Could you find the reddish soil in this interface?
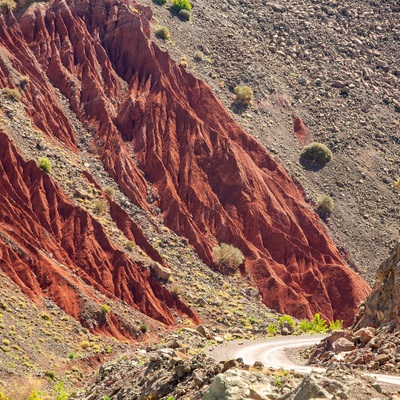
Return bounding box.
[0,0,370,327]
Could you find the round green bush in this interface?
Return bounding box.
[38,157,51,173]
[171,0,191,11]
[156,26,170,40]
[178,9,191,21]
[234,85,253,104]
[300,142,332,164]
[317,194,334,216]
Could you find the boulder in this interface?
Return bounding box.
[354,327,376,345]
[150,262,172,281]
[332,338,356,353]
[196,324,213,339]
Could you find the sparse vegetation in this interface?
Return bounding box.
[317,194,334,216]
[38,157,52,173]
[300,142,332,164]
[140,323,148,334]
[93,200,107,215]
[170,285,180,297]
[171,0,191,11]
[298,313,342,333]
[125,240,135,251]
[267,323,278,335]
[156,26,171,40]
[212,243,244,273]
[2,87,21,101]
[234,85,253,104]
[153,0,166,5]
[104,186,115,199]
[178,9,191,21]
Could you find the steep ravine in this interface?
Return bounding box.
[0,0,369,326]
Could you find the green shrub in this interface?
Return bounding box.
[38,157,51,173]
[2,87,21,101]
[212,243,244,272]
[300,142,332,164]
[298,313,330,333]
[54,382,69,400]
[234,85,253,104]
[153,0,166,4]
[178,9,191,21]
[93,200,107,215]
[44,370,55,380]
[80,340,90,349]
[140,323,148,334]
[104,186,115,199]
[28,390,42,400]
[172,0,191,11]
[317,194,334,216]
[278,315,295,327]
[156,26,171,40]
[101,304,110,314]
[0,0,16,13]
[267,323,278,335]
[329,319,343,331]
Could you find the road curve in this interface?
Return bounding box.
[210,335,400,387]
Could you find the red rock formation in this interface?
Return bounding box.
[293,116,309,142]
[0,0,370,326]
[0,130,199,337]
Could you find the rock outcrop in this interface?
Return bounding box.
[354,241,400,331]
[0,0,370,326]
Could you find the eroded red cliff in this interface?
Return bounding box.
[0,129,199,337]
[0,0,370,327]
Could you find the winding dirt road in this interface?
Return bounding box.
[210,335,400,387]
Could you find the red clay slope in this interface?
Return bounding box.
[0,0,370,326]
[0,129,198,337]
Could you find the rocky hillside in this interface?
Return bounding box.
[0,0,369,333]
[146,0,400,282]
[354,241,400,331]
[308,243,400,376]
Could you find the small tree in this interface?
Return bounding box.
[212,243,244,273]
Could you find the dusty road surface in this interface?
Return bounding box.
[210,335,400,387]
